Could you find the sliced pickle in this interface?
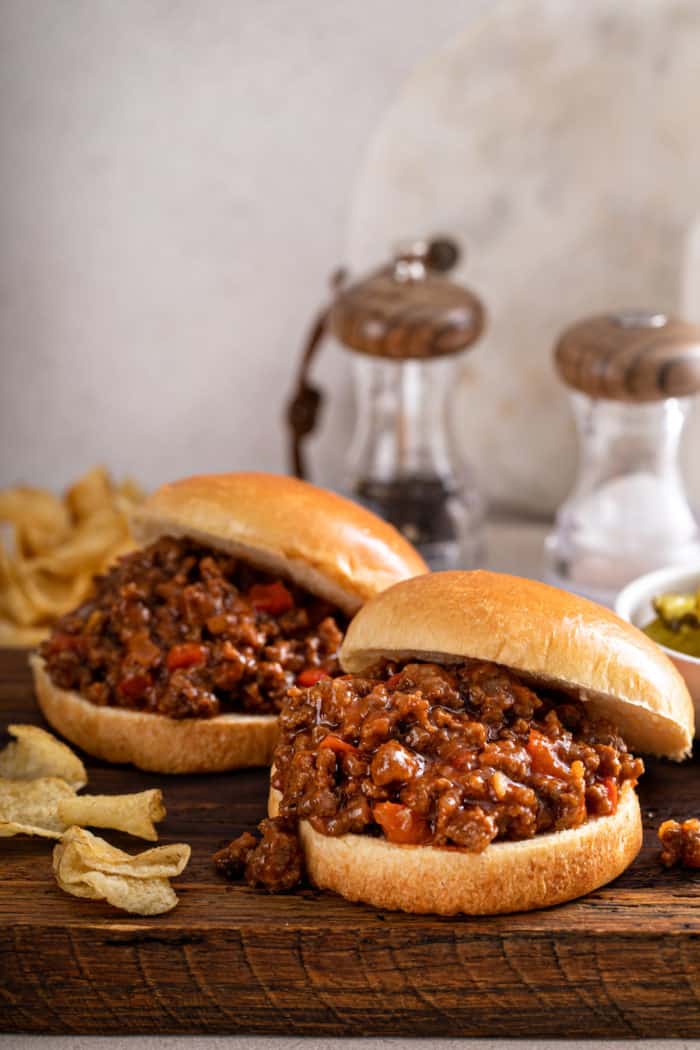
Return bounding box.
[652,591,699,630]
[642,586,700,655]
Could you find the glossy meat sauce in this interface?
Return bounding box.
[215,659,643,891]
[41,536,346,718]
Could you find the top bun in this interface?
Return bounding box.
[131,472,427,615]
[340,570,694,759]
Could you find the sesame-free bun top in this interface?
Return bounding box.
[340,570,694,760]
[131,472,427,615]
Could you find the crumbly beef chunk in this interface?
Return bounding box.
[658,818,700,868]
[215,820,304,892]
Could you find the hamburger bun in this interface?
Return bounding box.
[130,472,427,615]
[32,653,277,774]
[268,571,692,914]
[32,473,427,773]
[268,781,642,915]
[341,570,694,760]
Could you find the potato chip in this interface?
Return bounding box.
[0,529,16,594]
[53,872,101,899]
[57,789,165,841]
[57,826,190,878]
[117,478,145,507]
[65,466,113,522]
[52,832,96,886]
[0,488,71,557]
[0,724,87,788]
[0,620,46,647]
[83,871,178,915]
[32,509,127,577]
[0,776,76,837]
[12,566,93,619]
[0,820,63,839]
[0,559,44,627]
[0,467,145,644]
[53,827,189,915]
[57,869,178,915]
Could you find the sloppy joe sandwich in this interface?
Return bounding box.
[30,473,427,774]
[219,570,693,913]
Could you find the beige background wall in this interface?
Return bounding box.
[0,0,487,492]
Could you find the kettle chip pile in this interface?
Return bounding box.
[0,723,189,914]
[0,466,144,647]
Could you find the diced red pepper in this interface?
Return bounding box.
[47,632,85,654]
[386,673,403,689]
[603,776,619,813]
[373,801,430,845]
[319,734,358,755]
[118,673,152,700]
[248,581,294,616]
[166,642,209,672]
[297,668,330,687]
[526,729,571,780]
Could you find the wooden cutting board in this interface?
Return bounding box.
[2,646,700,1038]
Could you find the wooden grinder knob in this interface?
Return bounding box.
[328,240,485,360]
[555,312,700,402]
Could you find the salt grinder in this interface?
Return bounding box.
[287,239,486,570]
[544,311,700,605]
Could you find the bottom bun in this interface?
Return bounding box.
[268,783,642,914]
[31,654,278,774]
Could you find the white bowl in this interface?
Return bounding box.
[615,563,700,730]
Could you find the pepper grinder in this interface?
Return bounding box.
[544,311,700,605]
[287,239,487,570]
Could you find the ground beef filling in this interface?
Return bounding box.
[39,536,346,718]
[658,818,700,868]
[215,659,644,892]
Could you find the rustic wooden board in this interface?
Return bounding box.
[1,648,700,1037]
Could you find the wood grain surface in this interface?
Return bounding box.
[554,314,700,402]
[328,263,485,360]
[1,647,700,1037]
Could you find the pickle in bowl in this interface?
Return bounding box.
[643,587,700,658]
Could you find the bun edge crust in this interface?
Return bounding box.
[339,571,694,760]
[131,473,428,615]
[31,654,278,773]
[268,782,642,915]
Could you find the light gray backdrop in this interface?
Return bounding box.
[0,0,489,493]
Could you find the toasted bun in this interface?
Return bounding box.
[131,472,427,615]
[31,655,277,774]
[340,570,694,760]
[268,782,641,915]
